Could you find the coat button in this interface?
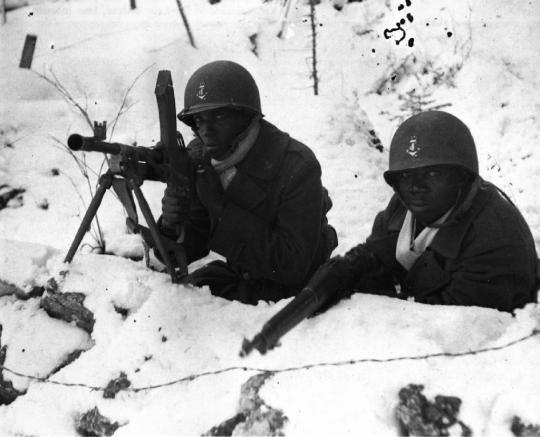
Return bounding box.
[243,272,251,280]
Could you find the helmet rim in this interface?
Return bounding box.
[178,102,262,127]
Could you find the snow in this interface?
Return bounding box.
[0,0,539,435]
[0,239,57,290]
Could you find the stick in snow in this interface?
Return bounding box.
[175,0,196,49]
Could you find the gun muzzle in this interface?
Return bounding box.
[240,286,324,357]
[67,134,122,155]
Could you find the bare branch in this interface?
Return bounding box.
[33,68,94,129]
[108,63,155,140]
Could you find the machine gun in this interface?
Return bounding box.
[64,70,191,283]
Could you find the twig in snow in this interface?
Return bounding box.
[33,67,93,130]
[38,65,154,253]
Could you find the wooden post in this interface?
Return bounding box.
[19,34,37,69]
[130,0,136,9]
[175,0,196,49]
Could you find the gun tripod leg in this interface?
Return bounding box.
[64,172,114,263]
[130,182,183,283]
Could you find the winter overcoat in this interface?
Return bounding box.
[352,180,538,312]
[164,119,337,304]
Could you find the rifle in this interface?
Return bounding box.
[64,70,191,283]
[240,260,341,357]
[240,246,378,357]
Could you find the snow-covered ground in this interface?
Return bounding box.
[0,0,539,435]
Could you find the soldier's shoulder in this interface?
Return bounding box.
[287,136,317,161]
[284,137,321,178]
[471,182,533,241]
[259,119,319,168]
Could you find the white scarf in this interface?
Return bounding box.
[211,116,261,190]
[395,208,454,271]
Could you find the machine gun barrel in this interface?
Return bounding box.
[67,134,123,154]
[67,133,166,181]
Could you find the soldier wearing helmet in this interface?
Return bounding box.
[306,110,538,312]
[159,60,337,305]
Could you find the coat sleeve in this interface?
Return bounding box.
[208,158,325,286]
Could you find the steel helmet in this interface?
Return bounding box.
[384,111,479,185]
[178,60,262,127]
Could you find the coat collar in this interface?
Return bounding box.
[386,178,493,259]
[430,180,492,258]
[237,119,290,180]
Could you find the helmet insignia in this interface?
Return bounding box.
[196,82,208,100]
[406,135,421,158]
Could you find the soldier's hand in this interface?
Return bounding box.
[195,163,225,216]
[161,185,189,232]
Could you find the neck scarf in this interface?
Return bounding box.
[395,207,454,271]
[211,116,261,189]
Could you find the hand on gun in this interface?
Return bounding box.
[161,185,190,236]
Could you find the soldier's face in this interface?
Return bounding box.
[193,108,252,160]
[395,165,469,225]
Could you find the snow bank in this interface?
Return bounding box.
[0,239,58,291]
[0,239,539,435]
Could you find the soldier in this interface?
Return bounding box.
[312,110,537,312]
[159,60,337,305]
